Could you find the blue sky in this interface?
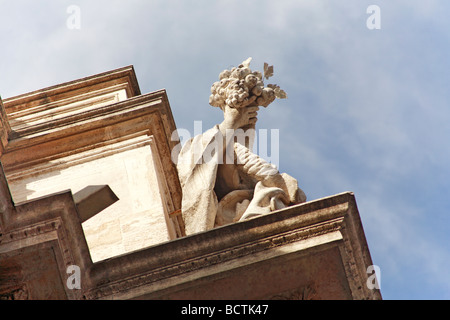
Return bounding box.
[1,1,449,299]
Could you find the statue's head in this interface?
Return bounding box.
[209,58,287,111]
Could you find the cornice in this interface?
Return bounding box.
[83,192,381,300]
[3,66,141,112]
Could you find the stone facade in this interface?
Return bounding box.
[0,67,381,300]
[0,66,183,262]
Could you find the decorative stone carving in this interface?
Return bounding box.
[177,58,306,235]
[0,285,29,300]
[269,284,318,300]
[0,66,380,301]
[1,68,183,261]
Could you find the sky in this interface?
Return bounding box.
[0,0,449,300]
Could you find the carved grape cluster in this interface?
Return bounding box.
[209,58,287,109]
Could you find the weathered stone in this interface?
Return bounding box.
[73,185,119,223]
[176,59,306,236]
[0,66,381,301]
[0,66,183,262]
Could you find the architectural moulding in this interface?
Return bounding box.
[0,157,381,300]
[0,65,381,300]
[0,66,183,262]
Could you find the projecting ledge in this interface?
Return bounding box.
[84,192,381,300]
[73,185,119,223]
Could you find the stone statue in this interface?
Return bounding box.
[176,58,306,235]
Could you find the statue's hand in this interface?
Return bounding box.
[219,97,258,133]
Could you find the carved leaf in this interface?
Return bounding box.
[241,57,252,68]
[276,88,287,99]
[264,63,274,79]
[268,84,288,99]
